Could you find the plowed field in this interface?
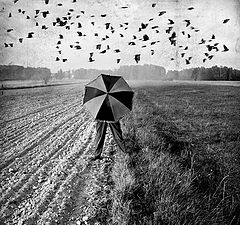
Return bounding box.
[0,83,116,224]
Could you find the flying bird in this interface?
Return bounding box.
[42,11,49,18]
[89,57,95,62]
[27,32,34,38]
[166,26,173,34]
[184,20,191,27]
[187,7,194,10]
[141,23,148,29]
[152,3,156,7]
[151,49,154,55]
[100,50,106,54]
[114,49,120,53]
[142,34,149,41]
[168,19,174,25]
[134,54,140,63]
[9,13,11,17]
[19,38,23,43]
[121,6,128,9]
[101,14,107,17]
[7,29,13,32]
[158,11,166,16]
[59,34,63,39]
[45,0,49,4]
[75,45,81,49]
[223,19,230,24]
[208,55,214,60]
[56,57,60,61]
[199,38,206,44]
[222,44,229,52]
[185,59,190,64]
[4,43,8,47]
[14,0,19,3]
[117,59,121,63]
[63,59,67,62]
[96,44,101,50]
[105,23,110,29]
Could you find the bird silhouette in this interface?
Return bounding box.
[4,43,8,47]
[151,50,154,55]
[42,25,48,30]
[45,0,49,4]
[96,44,101,50]
[185,59,190,64]
[152,3,156,7]
[19,38,23,43]
[223,19,230,24]
[101,14,107,17]
[222,45,229,52]
[42,11,49,18]
[166,27,173,34]
[114,49,120,53]
[208,55,214,60]
[134,54,140,63]
[199,38,206,44]
[27,32,34,38]
[14,0,19,3]
[168,19,174,25]
[184,20,191,27]
[142,34,149,41]
[203,58,207,63]
[159,11,166,16]
[105,23,111,29]
[63,59,67,62]
[75,45,81,50]
[100,50,106,54]
[9,13,11,17]
[117,59,121,63]
[141,23,148,29]
[187,7,194,10]
[56,57,60,61]
[7,29,13,32]
[128,42,136,45]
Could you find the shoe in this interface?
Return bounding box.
[89,155,103,161]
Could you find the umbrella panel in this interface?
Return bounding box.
[83,86,106,104]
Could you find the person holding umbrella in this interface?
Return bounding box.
[83,74,134,161]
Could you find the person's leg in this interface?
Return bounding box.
[109,121,126,152]
[94,121,108,158]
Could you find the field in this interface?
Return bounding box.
[0,81,240,225]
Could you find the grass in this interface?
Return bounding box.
[110,84,240,225]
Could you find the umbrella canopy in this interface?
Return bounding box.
[83,74,134,122]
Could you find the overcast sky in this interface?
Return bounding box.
[0,0,240,72]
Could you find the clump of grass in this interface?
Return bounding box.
[110,85,240,225]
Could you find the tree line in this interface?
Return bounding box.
[166,66,240,81]
[1,64,240,82]
[0,65,51,84]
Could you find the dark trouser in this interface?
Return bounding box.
[94,121,125,157]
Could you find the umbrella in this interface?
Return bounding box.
[83,74,134,122]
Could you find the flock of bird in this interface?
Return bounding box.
[2,0,230,65]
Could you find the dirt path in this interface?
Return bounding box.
[0,84,116,225]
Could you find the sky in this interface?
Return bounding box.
[0,0,240,73]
